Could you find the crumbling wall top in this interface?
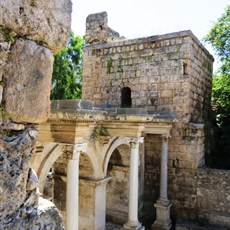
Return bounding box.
[85,11,122,44]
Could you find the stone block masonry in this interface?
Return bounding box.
[83,30,213,124]
[81,12,230,229]
[0,0,72,229]
[4,39,53,123]
[83,13,213,170]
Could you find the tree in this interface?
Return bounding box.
[204,5,230,168]
[205,5,230,127]
[51,32,84,100]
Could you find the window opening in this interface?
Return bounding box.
[121,87,132,108]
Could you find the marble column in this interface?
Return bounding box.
[152,134,172,230]
[124,137,145,230]
[66,143,86,230]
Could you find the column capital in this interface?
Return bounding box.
[66,143,87,160]
[127,137,144,149]
[161,133,171,142]
[72,143,87,160]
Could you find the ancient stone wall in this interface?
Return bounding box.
[82,12,230,229]
[144,133,230,228]
[0,0,71,229]
[83,13,213,169]
[170,168,230,228]
[83,30,213,124]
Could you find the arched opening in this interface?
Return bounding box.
[106,144,130,225]
[121,87,132,108]
[42,151,95,226]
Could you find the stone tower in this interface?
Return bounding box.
[83,12,213,124]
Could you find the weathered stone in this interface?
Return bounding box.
[0,129,37,220]
[3,39,53,123]
[36,197,64,230]
[0,42,11,82]
[85,12,122,44]
[1,0,71,228]
[0,0,72,52]
[86,11,108,44]
[1,193,64,230]
[1,122,25,130]
[51,99,93,110]
[0,128,64,230]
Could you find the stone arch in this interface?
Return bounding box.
[103,136,130,177]
[37,144,101,193]
[104,139,132,224]
[121,87,132,108]
[37,144,62,193]
[79,146,103,179]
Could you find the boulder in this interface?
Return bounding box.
[3,39,53,123]
[0,129,37,220]
[0,0,72,52]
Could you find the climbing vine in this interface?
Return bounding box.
[0,26,17,43]
[106,57,113,74]
[89,125,110,144]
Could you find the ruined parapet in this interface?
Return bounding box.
[0,0,72,228]
[85,11,122,44]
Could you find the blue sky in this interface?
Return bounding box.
[71,0,229,70]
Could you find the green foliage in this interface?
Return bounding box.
[0,26,17,43]
[205,5,230,61]
[51,32,84,100]
[0,104,8,120]
[31,0,37,7]
[89,125,110,144]
[212,74,230,126]
[204,5,230,168]
[204,5,230,127]
[106,58,113,74]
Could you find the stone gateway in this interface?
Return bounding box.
[29,11,230,230]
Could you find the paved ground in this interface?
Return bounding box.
[106,222,122,230]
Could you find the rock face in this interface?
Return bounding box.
[0,0,71,229]
[0,130,37,221]
[0,129,64,230]
[36,198,64,230]
[4,39,53,123]
[0,0,72,52]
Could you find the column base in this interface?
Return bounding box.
[151,200,172,230]
[123,220,145,230]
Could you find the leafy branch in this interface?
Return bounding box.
[89,125,110,144]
